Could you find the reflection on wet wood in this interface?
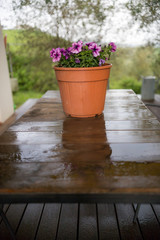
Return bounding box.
[0,159,160,194]
[0,90,160,202]
[6,119,160,132]
[0,99,38,135]
[0,143,160,163]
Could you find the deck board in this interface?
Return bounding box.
[116,204,143,240]
[133,204,160,240]
[57,204,78,240]
[36,203,61,240]
[1,203,160,239]
[0,204,9,224]
[78,204,98,240]
[98,203,120,240]
[0,203,26,240]
[16,203,43,240]
[152,204,160,223]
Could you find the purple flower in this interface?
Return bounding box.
[71,42,82,54]
[61,48,71,59]
[88,43,101,57]
[85,42,95,47]
[77,40,83,46]
[66,47,72,53]
[60,48,66,56]
[65,53,70,60]
[52,48,61,62]
[50,48,55,58]
[50,40,116,67]
[108,42,117,52]
[75,58,80,63]
[99,59,105,66]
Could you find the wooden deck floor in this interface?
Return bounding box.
[0,203,160,240]
[0,93,160,240]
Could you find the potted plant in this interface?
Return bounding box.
[50,41,116,118]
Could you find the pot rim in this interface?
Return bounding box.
[54,63,112,71]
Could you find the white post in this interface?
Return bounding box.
[0,24,14,123]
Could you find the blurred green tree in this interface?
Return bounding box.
[126,0,160,43]
[12,0,113,43]
[126,0,160,27]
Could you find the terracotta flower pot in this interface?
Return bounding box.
[54,63,112,118]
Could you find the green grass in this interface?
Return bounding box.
[13,91,42,109]
[3,29,23,52]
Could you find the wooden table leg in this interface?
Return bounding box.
[133,204,141,223]
[0,204,16,240]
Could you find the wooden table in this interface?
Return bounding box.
[0,90,160,204]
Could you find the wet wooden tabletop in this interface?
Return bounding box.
[0,90,160,203]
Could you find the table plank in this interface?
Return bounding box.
[1,129,160,145]
[0,143,160,163]
[0,161,159,197]
[17,104,157,121]
[0,99,38,136]
[6,119,160,132]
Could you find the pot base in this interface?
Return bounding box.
[66,112,102,118]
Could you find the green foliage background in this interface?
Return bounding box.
[4,28,70,93]
[3,29,160,97]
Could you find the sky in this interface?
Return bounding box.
[0,0,158,47]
